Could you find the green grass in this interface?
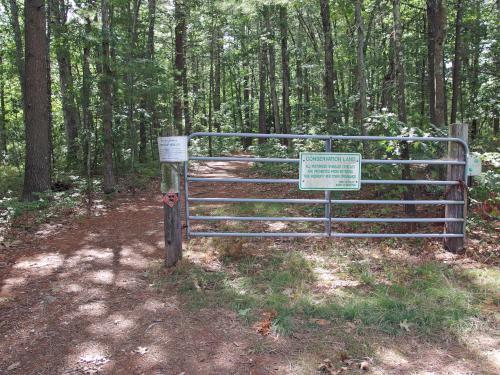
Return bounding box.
[152,242,487,339]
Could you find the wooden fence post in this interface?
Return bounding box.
[444,123,468,253]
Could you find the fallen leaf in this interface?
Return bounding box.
[254,310,277,336]
[7,362,20,371]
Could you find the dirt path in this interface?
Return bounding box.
[0,162,498,374]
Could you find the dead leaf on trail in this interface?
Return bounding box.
[254,310,277,336]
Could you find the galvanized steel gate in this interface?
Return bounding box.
[184,132,468,239]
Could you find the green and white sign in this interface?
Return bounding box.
[299,152,362,191]
[467,155,482,176]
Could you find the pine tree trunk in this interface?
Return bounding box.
[355,0,369,150]
[428,0,447,128]
[450,0,463,125]
[0,53,6,160]
[264,6,281,135]
[258,15,267,143]
[22,0,51,200]
[7,0,25,100]
[100,0,115,193]
[320,0,340,132]
[82,16,93,176]
[280,5,291,142]
[393,0,416,216]
[242,24,252,148]
[146,0,159,152]
[52,0,80,167]
[173,0,186,135]
[213,28,222,132]
[295,29,303,129]
[426,2,436,125]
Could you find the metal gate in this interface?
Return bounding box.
[184,132,468,239]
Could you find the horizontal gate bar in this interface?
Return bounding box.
[188,132,469,151]
[188,177,459,185]
[189,216,463,223]
[188,231,463,238]
[190,232,328,237]
[188,197,464,205]
[189,215,328,222]
[190,156,465,166]
[189,197,328,204]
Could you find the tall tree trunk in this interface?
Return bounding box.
[393,0,416,215]
[355,0,369,151]
[213,27,222,132]
[0,53,6,160]
[320,0,340,132]
[295,29,304,129]
[23,0,51,200]
[6,0,25,100]
[100,0,115,193]
[450,0,463,125]
[279,5,291,143]
[469,2,481,140]
[258,16,267,143]
[428,0,447,128]
[242,24,252,148]
[264,5,281,134]
[426,2,436,125]
[127,0,142,167]
[51,0,80,167]
[173,0,186,135]
[82,16,93,178]
[182,40,191,135]
[146,0,159,158]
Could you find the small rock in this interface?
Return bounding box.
[359,360,370,371]
[7,362,21,371]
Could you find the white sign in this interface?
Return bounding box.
[158,136,188,162]
[467,155,482,176]
[299,152,362,190]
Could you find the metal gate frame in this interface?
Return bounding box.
[184,132,469,239]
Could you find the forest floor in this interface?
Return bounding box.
[0,161,499,375]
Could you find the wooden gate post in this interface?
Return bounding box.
[444,123,468,253]
[162,162,182,267]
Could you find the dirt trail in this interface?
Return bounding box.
[0,162,498,374]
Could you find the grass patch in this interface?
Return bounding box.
[161,241,484,340]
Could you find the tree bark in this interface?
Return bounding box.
[82,16,93,178]
[426,2,436,125]
[100,0,115,193]
[22,0,51,200]
[264,5,281,135]
[5,0,25,100]
[450,0,463,125]
[393,0,416,216]
[354,0,369,145]
[51,0,81,167]
[0,53,6,160]
[258,15,267,143]
[213,27,222,132]
[320,0,340,132]
[173,0,186,135]
[427,0,447,128]
[279,5,291,142]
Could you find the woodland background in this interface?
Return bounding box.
[0,0,498,224]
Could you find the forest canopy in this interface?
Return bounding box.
[0,0,498,201]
